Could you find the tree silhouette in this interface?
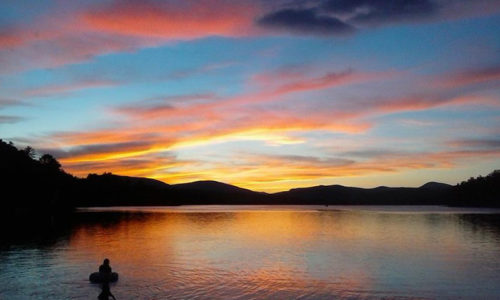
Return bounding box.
[39,154,62,171]
[455,170,500,207]
[23,146,35,158]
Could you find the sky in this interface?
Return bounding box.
[1,0,499,192]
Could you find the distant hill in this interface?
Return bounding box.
[77,177,269,206]
[0,139,498,211]
[169,180,268,205]
[173,180,250,193]
[271,182,453,205]
[76,173,172,206]
[419,182,452,190]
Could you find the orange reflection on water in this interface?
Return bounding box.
[63,208,500,298]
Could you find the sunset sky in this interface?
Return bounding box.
[1,0,499,192]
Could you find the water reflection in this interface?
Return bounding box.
[1,207,500,299]
[98,282,116,300]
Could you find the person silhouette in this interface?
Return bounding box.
[99,258,112,274]
[89,258,118,283]
[98,282,116,300]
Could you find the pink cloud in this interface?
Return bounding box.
[0,1,261,73]
[1,1,499,75]
[0,22,62,49]
[0,31,157,73]
[436,65,500,88]
[22,80,498,190]
[115,69,386,122]
[82,0,260,39]
[31,67,494,165]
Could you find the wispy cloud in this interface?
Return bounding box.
[0,98,29,109]
[165,61,237,80]
[257,0,500,35]
[437,65,500,88]
[447,138,500,150]
[81,0,259,39]
[23,80,121,97]
[152,148,500,192]
[1,0,498,73]
[257,8,355,35]
[21,65,498,187]
[3,1,498,191]
[0,0,259,73]
[0,115,25,124]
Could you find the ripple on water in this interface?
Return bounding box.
[1,207,500,299]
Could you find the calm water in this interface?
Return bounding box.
[1,206,500,299]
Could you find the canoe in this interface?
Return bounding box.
[89,272,119,283]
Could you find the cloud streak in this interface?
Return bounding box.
[1,0,498,73]
[152,148,500,192]
[0,115,25,124]
[323,0,438,24]
[257,8,355,35]
[438,65,500,88]
[0,98,28,110]
[2,1,499,192]
[20,64,498,190]
[23,80,121,97]
[257,0,500,35]
[82,0,258,39]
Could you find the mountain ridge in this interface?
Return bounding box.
[1,139,498,209]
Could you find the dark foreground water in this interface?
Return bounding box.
[1,206,500,299]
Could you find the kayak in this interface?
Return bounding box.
[89,272,119,283]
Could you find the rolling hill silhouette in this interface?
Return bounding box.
[272,182,453,205]
[1,139,498,212]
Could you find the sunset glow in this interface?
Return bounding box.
[1,0,499,191]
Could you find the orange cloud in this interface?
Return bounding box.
[21,64,497,192]
[147,148,500,192]
[46,118,500,192]
[50,114,367,164]
[0,1,261,73]
[43,144,489,192]
[63,154,192,178]
[29,68,495,184]
[82,0,260,39]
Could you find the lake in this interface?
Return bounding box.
[1,206,500,299]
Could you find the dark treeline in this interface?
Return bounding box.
[1,139,499,217]
[453,170,500,207]
[1,140,76,215]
